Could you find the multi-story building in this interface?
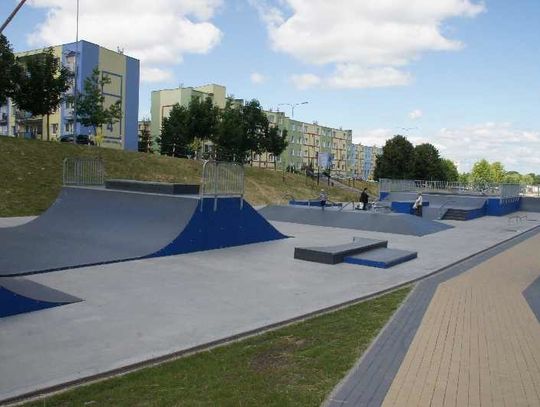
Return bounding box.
[0,40,139,150]
[354,144,383,180]
[257,111,354,178]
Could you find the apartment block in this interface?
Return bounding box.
[259,111,354,178]
[0,40,139,150]
[354,144,383,180]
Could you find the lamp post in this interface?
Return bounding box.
[72,0,80,145]
[278,101,308,118]
[0,0,28,34]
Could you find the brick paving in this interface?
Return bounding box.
[326,226,540,407]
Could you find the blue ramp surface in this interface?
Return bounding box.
[0,277,81,318]
[0,187,286,276]
[259,205,453,236]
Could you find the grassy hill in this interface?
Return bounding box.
[0,137,376,217]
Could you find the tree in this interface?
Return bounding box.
[503,171,521,184]
[211,99,246,161]
[373,135,415,180]
[262,127,288,170]
[138,119,152,153]
[160,103,190,156]
[242,99,270,160]
[75,67,122,138]
[187,96,220,156]
[459,172,470,184]
[412,143,444,180]
[11,47,73,141]
[470,159,493,184]
[440,159,459,182]
[491,161,505,183]
[0,34,18,105]
[521,174,534,185]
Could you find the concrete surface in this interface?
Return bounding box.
[0,212,539,402]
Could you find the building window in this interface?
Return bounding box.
[52,123,58,134]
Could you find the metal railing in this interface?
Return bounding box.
[200,161,245,211]
[378,178,519,198]
[63,157,105,186]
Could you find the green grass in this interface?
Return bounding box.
[0,137,375,217]
[24,287,410,407]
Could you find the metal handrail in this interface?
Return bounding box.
[200,160,244,211]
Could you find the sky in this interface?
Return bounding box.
[1,0,539,174]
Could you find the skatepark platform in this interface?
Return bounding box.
[0,277,80,318]
[294,238,387,264]
[0,186,286,277]
[259,205,452,236]
[344,248,418,268]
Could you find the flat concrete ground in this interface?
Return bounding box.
[0,213,539,401]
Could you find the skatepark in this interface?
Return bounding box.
[1,159,539,404]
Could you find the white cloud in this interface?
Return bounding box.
[255,0,485,89]
[290,73,322,90]
[250,72,267,84]
[409,109,423,119]
[354,123,540,173]
[27,0,223,82]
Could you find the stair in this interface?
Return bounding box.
[442,208,473,221]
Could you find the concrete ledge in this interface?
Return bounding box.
[294,238,387,264]
[105,179,200,195]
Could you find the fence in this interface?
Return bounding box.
[200,161,245,211]
[379,178,521,200]
[63,157,105,186]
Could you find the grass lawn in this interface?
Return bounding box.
[24,287,410,407]
[0,137,375,217]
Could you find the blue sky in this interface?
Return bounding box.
[1,0,539,173]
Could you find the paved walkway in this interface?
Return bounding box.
[327,227,540,407]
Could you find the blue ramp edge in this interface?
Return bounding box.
[344,248,418,268]
[0,278,81,318]
[147,197,287,257]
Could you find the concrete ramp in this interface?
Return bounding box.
[0,277,81,318]
[344,248,418,268]
[259,205,452,236]
[0,187,286,277]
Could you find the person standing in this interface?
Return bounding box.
[413,192,423,216]
[360,188,369,210]
[319,189,328,210]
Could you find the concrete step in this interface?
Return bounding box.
[344,247,418,268]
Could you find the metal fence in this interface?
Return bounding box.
[379,178,523,200]
[200,161,244,210]
[379,178,503,196]
[63,157,105,186]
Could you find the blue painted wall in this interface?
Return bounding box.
[486,198,522,216]
[0,287,64,318]
[124,56,140,151]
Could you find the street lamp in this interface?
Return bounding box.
[278,101,308,118]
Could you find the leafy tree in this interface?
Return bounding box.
[373,135,415,180]
[75,67,122,138]
[458,172,470,184]
[138,119,152,153]
[412,143,444,180]
[188,96,220,147]
[242,99,270,158]
[160,103,190,156]
[521,174,534,185]
[262,127,288,170]
[12,47,73,141]
[503,171,521,184]
[470,159,493,184]
[0,34,18,105]
[491,161,505,183]
[212,99,246,161]
[440,159,459,182]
